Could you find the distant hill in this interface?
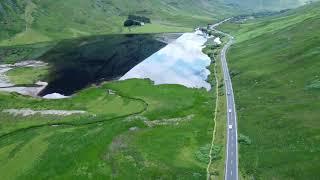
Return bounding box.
[0,0,315,46]
[224,0,315,11]
[0,0,241,45]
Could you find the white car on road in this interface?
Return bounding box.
[228,109,232,113]
[228,125,233,129]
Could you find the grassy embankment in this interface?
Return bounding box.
[219,2,320,179]
[0,41,55,63]
[203,33,231,179]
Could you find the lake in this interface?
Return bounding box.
[38,33,180,96]
[121,30,212,90]
[1,31,212,97]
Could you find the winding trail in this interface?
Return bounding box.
[0,91,149,140]
[206,55,220,179]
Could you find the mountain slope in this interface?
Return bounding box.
[220,2,320,179]
[224,0,315,11]
[0,0,241,45]
[1,0,315,45]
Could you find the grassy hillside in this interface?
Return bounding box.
[219,2,320,179]
[0,0,241,45]
[1,0,315,46]
[224,0,315,11]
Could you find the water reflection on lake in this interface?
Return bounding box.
[121,31,212,90]
[38,34,179,96]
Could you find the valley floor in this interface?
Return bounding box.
[0,32,228,178]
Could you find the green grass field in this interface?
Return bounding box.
[6,66,49,85]
[219,2,320,179]
[0,77,219,179]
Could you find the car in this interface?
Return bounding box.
[228,125,233,129]
[228,109,232,113]
[227,91,231,95]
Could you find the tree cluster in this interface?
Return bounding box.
[123,15,151,27]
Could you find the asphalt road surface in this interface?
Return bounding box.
[216,31,239,180]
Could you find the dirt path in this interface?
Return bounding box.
[206,54,220,179]
[0,90,149,141]
[2,109,87,117]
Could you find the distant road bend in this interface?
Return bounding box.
[210,23,239,180]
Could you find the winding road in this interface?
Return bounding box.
[222,35,238,180]
[211,27,239,180]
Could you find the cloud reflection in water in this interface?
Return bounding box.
[121,31,211,90]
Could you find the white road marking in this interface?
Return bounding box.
[212,25,238,180]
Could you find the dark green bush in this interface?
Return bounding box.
[238,134,252,145]
[123,19,141,27]
[128,15,151,23]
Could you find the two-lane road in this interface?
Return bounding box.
[216,30,239,180]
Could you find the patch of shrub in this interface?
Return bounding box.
[229,70,240,78]
[123,19,141,27]
[128,15,151,23]
[306,79,320,90]
[195,144,222,163]
[238,134,252,145]
[210,171,219,176]
[205,43,220,49]
[208,31,225,38]
[202,44,219,57]
[124,15,151,27]
[195,144,211,163]
[211,144,222,161]
[199,27,209,34]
